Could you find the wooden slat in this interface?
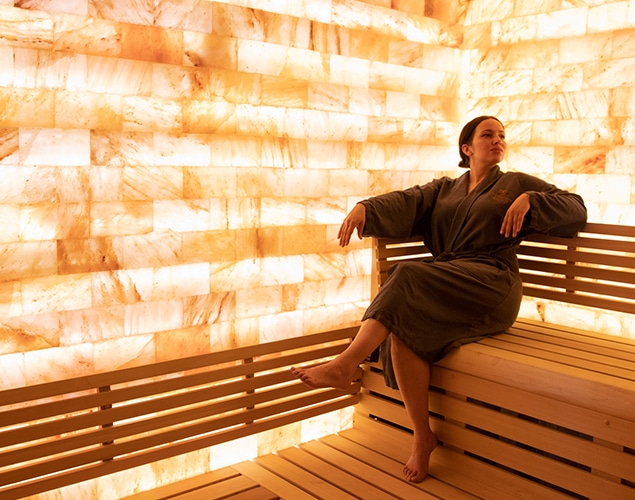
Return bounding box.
[253,453,358,500]
[122,467,240,500]
[275,446,398,500]
[351,416,571,500]
[0,328,357,406]
[521,286,635,314]
[232,461,316,500]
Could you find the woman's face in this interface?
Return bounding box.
[462,118,506,169]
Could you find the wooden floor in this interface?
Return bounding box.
[126,416,569,500]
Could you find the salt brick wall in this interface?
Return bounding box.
[0,0,634,496]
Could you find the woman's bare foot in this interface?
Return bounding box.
[403,432,438,483]
[290,361,354,390]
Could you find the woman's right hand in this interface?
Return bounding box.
[338,203,366,247]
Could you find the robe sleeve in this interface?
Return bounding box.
[359,178,446,239]
[520,174,587,237]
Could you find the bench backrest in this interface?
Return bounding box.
[372,222,635,315]
[0,327,358,499]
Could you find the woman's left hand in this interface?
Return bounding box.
[500,193,531,238]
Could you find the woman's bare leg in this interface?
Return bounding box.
[290,319,389,389]
[390,334,437,483]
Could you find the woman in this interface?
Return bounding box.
[291,116,587,483]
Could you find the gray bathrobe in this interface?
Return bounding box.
[359,166,587,389]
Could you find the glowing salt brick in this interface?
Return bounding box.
[303,253,346,281]
[57,238,116,275]
[90,201,153,237]
[532,120,581,146]
[53,14,121,57]
[0,352,25,390]
[0,241,56,282]
[385,143,421,170]
[19,203,58,241]
[372,8,408,39]
[182,31,236,70]
[489,69,533,97]
[122,166,182,201]
[124,298,183,336]
[588,2,629,32]
[210,435,258,470]
[510,94,557,122]
[120,231,181,269]
[92,268,151,307]
[183,291,235,327]
[282,224,326,255]
[56,203,89,241]
[210,318,256,350]
[87,55,153,95]
[349,87,384,116]
[425,45,460,74]
[155,134,211,168]
[182,99,237,134]
[407,12,441,44]
[0,205,19,243]
[464,0,513,25]
[259,198,304,226]
[258,309,303,343]
[22,273,92,316]
[492,16,537,45]
[0,5,53,49]
[283,281,323,310]
[301,410,343,443]
[385,90,420,119]
[59,306,125,345]
[123,96,182,133]
[235,286,282,318]
[94,334,155,372]
[307,198,346,225]
[154,199,210,232]
[560,33,611,65]
[237,39,286,75]
[537,9,587,39]
[0,47,13,86]
[24,343,93,384]
[209,259,261,293]
[284,47,329,82]
[149,263,210,301]
[330,55,370,87]
[577,174,631,204]
[367,117,403,142]
[553,146,606,174]
[155,0,213,32]
[369,61,405,92]
[344,248,372,277]
[506,146,555,175]
[0,128,18,164]
[283,169,328,198]
[91,131,154,167]
[261,255,304,285]
[607,146,635,174]
[20,128,90,166]
[0,88,55,128]
[210,136,261,168]
[258,421,302,455]
[214,68,265,105]
[155,325,210,361]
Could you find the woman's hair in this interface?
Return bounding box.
[458,115,504,168]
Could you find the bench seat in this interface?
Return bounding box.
[125,317,635,500]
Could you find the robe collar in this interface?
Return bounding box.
[444,165,504,252]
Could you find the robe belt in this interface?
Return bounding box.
[433,250,488,262]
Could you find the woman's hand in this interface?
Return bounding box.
[338,204,366,247]
[500,193,530,238]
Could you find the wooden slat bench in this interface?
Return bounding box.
[2,222,634,499]
[360,222,635,499]
[0,328,360,500]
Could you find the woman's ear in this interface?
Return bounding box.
[461,144,472,156]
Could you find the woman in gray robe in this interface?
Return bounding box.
[291,116,587,484]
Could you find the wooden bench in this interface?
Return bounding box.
[0,328,360,500]
[360,222,635,499]
[1,222,634,499]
